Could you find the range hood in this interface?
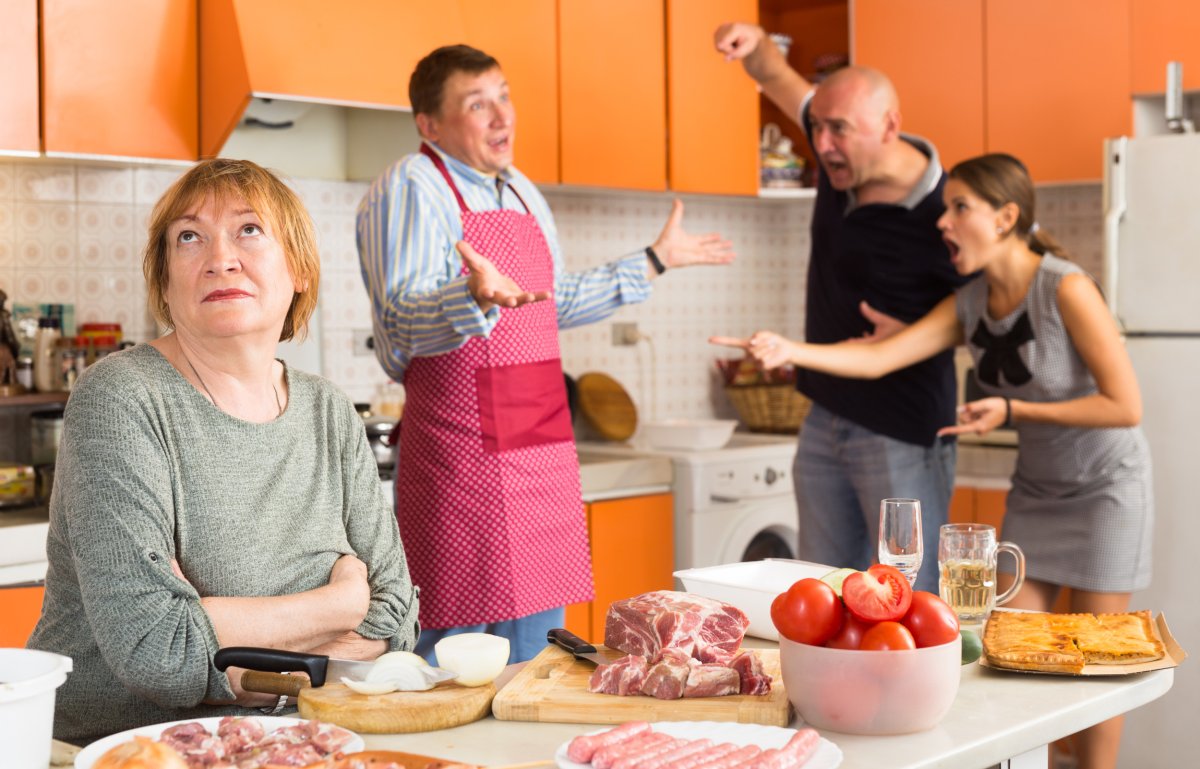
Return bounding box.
[200,0,467,181]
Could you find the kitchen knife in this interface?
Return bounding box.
[214,647,457,697]
[547,627,610,666]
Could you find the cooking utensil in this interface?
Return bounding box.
[547,628,609,667]
[213,647,457,697]
[576,372,637,441]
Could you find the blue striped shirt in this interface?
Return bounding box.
[356,142,652,381]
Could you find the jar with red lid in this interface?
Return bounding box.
[80,322,122,345]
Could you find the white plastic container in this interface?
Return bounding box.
[0,648,72,769]
[639,419,737,450]
[674,559,834,640]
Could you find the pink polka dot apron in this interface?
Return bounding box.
[395,144,594,629]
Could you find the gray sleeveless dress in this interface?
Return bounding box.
[956,255,1153,592]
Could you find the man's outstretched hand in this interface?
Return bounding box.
[459,240,551,313]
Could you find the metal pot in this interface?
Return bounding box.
[363,415,398,480]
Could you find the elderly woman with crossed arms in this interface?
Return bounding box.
[29,159,418,744]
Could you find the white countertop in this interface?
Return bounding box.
[360,660,1173,769]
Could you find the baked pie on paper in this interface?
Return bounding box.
[983,610,1165,674]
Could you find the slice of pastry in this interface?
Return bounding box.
[983,612,1085,674]
[1075,610,1165,665]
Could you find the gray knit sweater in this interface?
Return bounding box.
[27,345,418,741]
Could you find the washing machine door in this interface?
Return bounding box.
[686,497,798,569]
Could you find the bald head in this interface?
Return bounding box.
[818,66,899,121]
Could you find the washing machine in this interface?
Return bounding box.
[580,433,799,570]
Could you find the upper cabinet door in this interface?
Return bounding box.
[853,0,984,172]
[1131,0,1200,94]
[560,0,666,191]
[42,0,198,161]
[0,1,39,155]
[200,0,466,158]
[667,0,759,196]
[986,0,1130,182]
[461,0,559,185]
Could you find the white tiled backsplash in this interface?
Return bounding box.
[0,157,1103,416]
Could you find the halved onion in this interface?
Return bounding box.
[371,650,427,668]
[340,651,440,695]
[340,677,402,695]
[433,633,510,687]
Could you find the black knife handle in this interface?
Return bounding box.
[213,647,330,687]
[547,627,598,656]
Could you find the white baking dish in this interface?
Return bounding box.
[674,559,836,640]
[639,419,737,450]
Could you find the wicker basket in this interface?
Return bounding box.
[724,384,812,434]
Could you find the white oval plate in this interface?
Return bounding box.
[555,721,842,769]
[75,715,363,769]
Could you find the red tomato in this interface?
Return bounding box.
[825,608,873,650]
[841,564,913,623]
[860,621,917,651]
[770,578,843,646]
[901,591,961,648]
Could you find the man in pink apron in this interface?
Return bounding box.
[356,45,735,662]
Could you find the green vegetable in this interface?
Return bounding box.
[960,628,984,664]
[819,567,858,598]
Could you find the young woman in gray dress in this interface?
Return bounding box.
[714,153,1150,769]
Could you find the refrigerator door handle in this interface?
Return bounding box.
[1103,137,1128,323]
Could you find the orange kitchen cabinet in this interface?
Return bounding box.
[986,0,1130,182]
[200,0,466,158]
[460,0,559,185]
[667,0,760,196]
[42,0,198,160]
[1131,0,1200,94]
[0,584,45,647]
[0,0,39,155]
[566,494,674,642]
[852,0,985,172]
[948,486,975,524]
[559,0,666,191]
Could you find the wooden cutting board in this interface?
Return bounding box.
[577,372,638,441]
[297,681,496,734]
[491,645,792,726]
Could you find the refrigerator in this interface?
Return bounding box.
[1104,133,1200,767]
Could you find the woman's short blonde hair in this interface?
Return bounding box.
[142,158,320,342]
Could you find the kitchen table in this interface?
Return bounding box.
[360,658,1174,769]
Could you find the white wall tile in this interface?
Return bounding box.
[0,200,14,269]
[15,162,75,202]
[78,167,134,203]
[15,203,76,270]
[0,163,15,200]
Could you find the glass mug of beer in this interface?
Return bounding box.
[938,523,1025,623]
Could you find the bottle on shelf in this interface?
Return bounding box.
[33,317,63,393]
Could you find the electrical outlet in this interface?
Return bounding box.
[352,329,375,357]
[612,322,639,346]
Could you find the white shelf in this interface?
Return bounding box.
[757,186,816,199]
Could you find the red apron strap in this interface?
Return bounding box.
[420,143,470,213]
[420,142,531,215]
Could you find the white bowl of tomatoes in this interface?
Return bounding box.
[773,564,962,735]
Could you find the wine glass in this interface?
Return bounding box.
[878,498,923,586]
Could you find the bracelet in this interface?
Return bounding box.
[645,246,667,275]
[259,694,288,715]
[1003,397,1013,428]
